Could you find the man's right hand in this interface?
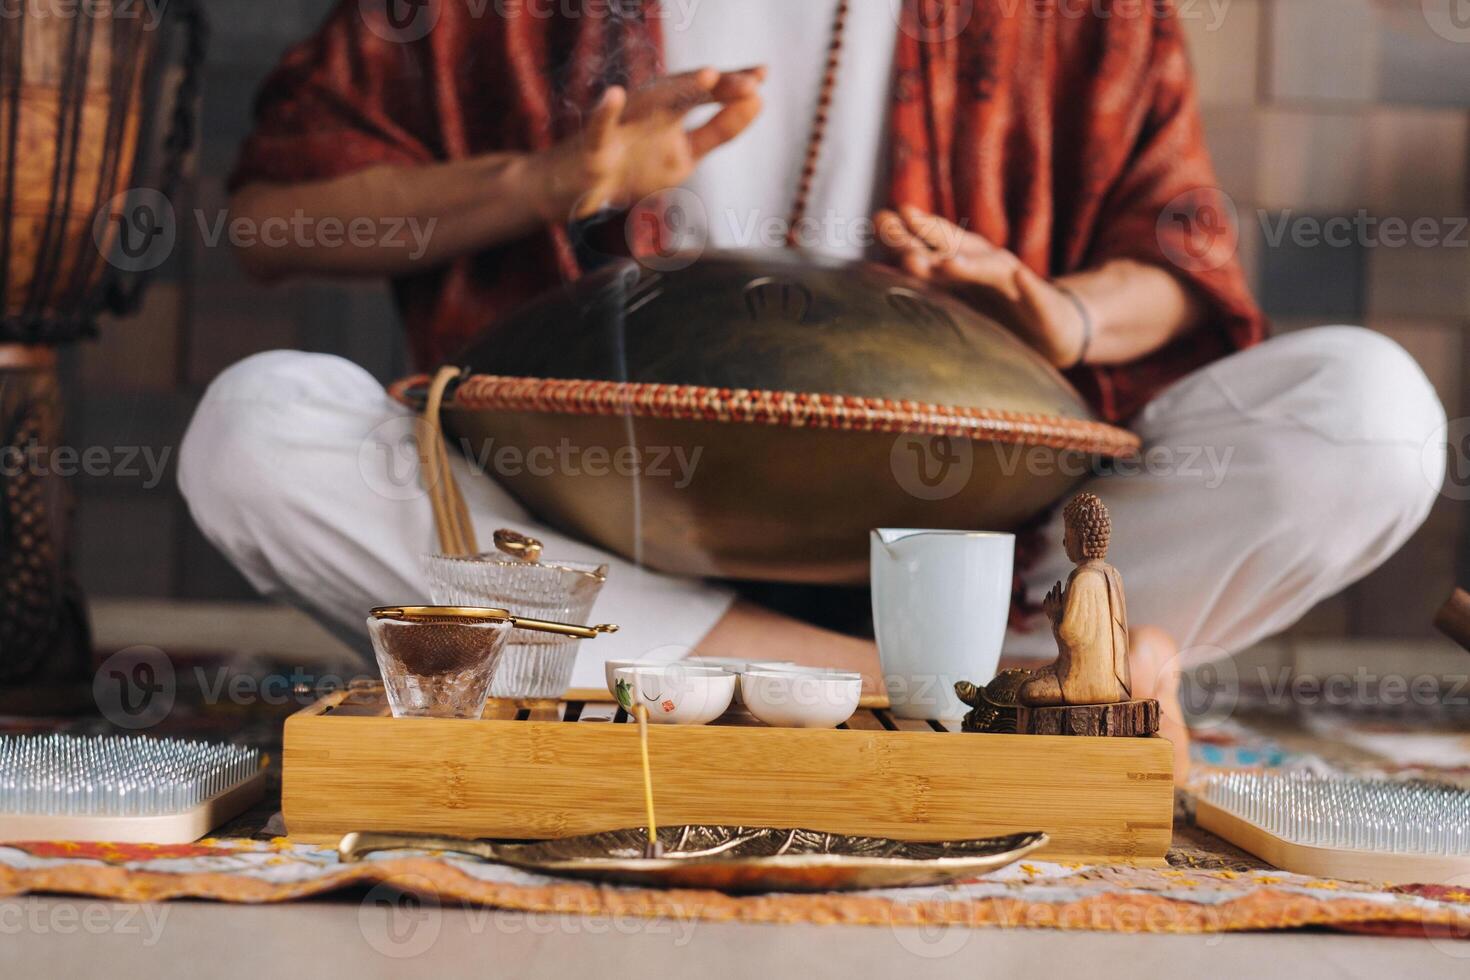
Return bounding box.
[533,66,765,222]
[226,67,763,282]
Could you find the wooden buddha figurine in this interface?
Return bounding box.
[1019,492,1132,707]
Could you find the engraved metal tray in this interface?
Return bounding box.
[341,825,1049,893]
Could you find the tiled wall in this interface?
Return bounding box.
[69,0,1470,636]
[1184,0,1470,634]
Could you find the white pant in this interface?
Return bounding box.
[178,327,1446,685]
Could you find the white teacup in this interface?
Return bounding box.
[740,670,862,729]
[870,529,1014,719]
[611,665,736,725]
[603,659,730,697]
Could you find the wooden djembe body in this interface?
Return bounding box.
[0,7,203,682]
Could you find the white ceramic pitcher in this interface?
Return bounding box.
[870,529,1015,719]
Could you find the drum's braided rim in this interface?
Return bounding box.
[390,374,1141,458]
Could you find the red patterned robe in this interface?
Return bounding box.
[231,0,1263,424]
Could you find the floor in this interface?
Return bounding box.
[3,895,1461,979]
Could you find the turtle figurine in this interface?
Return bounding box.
[954,668,1033,734]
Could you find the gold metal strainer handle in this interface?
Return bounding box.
[369,605,617,640]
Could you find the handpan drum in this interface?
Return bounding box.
[393,251,1139,584]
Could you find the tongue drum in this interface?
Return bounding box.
[391,251,1138,584]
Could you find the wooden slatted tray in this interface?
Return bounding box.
[282,684,1174,866]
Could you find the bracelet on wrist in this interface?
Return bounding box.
[1055,284,1093,369]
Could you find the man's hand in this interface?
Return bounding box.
[226,69,765,281]
[536,66,765,222]
[877,205,1087,368]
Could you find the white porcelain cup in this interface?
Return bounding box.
[740,670,862,729]
[870,529,1015,719]
[611,666,736,726]
[603,659,730,699]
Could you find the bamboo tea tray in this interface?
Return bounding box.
[282,684,1174,866]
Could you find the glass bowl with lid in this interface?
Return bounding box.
[424,530,611,699]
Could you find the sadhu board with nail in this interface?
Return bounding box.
[391,251,1140,584]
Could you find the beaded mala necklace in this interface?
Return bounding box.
[784,0,851,248]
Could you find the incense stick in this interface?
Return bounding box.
[634,705,660,857]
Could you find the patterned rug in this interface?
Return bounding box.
[2,835,1468,938]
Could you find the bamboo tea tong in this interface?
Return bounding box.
[420,366,477,555]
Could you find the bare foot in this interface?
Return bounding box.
[1127,625,1189,780]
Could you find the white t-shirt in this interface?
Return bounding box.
[661,0,902,259]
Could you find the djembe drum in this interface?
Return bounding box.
[395,251,1140,587]
[0,4,204,682]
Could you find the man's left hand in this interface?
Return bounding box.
[876,206,1086,369]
